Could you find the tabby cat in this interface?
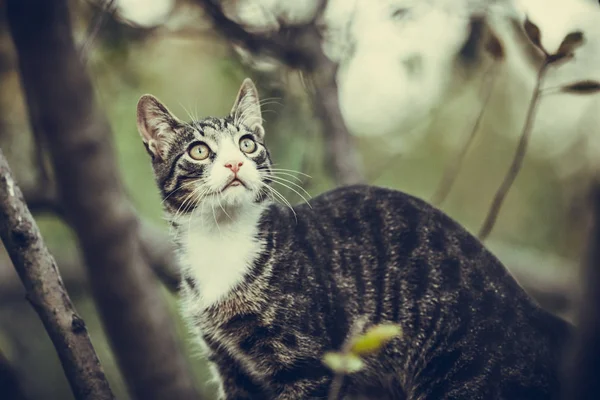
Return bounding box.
[136,78,570,399]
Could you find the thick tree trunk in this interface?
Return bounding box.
[6,1,200,399]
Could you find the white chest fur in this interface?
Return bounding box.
[176,203,267,309]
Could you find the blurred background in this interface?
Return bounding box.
[0,0,599,399]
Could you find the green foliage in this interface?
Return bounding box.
[350,324,403,356]
[323,323,403,375]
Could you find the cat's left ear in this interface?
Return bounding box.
[230,78,265,141]
[137,94,182,161]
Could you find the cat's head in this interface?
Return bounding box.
[136,78,272,218]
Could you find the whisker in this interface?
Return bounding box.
[179,102,196,123]
[268,179,312,208]
[211,194,221,235]
[259,96,282,103]
[170,186,203,238]
[161,180,200,206]
[216,192,232,221]
[262,174,312,199]
[260,182,297,223]
[262,170,304,182]
[266,167,312,178]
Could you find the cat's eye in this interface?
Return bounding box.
[188,143,211,160]
[239,137,257,154]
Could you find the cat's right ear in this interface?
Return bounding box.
[136,94,181,161]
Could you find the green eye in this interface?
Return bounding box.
[240,137,257,154]
[188,143,210,160]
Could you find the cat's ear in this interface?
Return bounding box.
[230,78,264,140]
[136,94,182,161]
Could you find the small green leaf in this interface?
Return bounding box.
[323,352,365,374]
[350,324,403,356]
[560,80,600,95]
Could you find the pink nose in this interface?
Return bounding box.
[224,160,243,173]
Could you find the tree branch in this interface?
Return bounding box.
[19,180,181,293]
[196,0,319,69]
[308,33,366,186]
[432,63,499,206]
[6,1,199,399]
[0,148,114,400]
[195,0,365,185]
[478,61,548,240]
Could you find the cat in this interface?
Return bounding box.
[136,78,571,399]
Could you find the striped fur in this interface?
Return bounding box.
[138,79,571,399]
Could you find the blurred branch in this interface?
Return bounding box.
[0,255,88,302]
[6,1,198,400]
[78,0,116,62]
[432,63,499,206]
[196,1,364,184]
[0,349,29,400]
[478,24,591,241]
[478,61,548,240]
[563,182,600,399]
[308,34,365,185]
[196,0,320,69]
[19,179,181,293]
[0,148,114,400]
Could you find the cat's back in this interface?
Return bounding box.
[294,184,499,268]
[284,185,571,399]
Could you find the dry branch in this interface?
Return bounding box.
[478,61,548,240]
[0,148,114,400]
[432,63,499,206]
[6,0,199,399]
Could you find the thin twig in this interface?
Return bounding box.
[327,317,368,400]
[79,0,116,63]
[432,62,499,205]
[0,148,114,400]
[478,61,549,240]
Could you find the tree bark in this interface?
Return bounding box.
[0,149,114,400]
[6,1,199,399]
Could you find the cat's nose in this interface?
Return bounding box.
[224,160,244,173]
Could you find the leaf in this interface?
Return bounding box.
[350,324,403,356]
[323,352,365,374]
[485,31,505,60]
[555,31,585,58]
[523,17,545,54]
[560,80,600,95]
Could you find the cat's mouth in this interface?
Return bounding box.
[222,177,248,192]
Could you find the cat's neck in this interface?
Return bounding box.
[173,201,271,309]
